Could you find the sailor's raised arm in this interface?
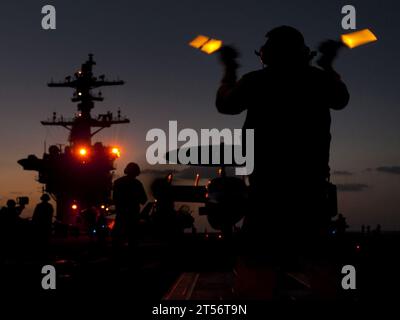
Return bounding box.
[317,40,350,110]
[215,46,248,115]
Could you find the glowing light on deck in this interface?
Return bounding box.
[194,173,200,186]
[167,173,173,184]
[341,29,377,49]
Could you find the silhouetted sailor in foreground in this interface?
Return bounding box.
[112,162,147,249]
[32,194,54,240]
[216,26,349,266]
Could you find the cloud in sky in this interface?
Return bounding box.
[336,183,369,192]
[142,168,179,175]
[332,170,353,176]
[9,191,24,195]
[375,166,400,175]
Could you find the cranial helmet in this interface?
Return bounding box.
[6,199,16,207]
[40,194,51,202]
[257,26,312,67]
[124,162,141,177]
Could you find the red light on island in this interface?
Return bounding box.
[78,148,88,156]
[111,147,120,158]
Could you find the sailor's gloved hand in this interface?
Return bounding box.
[218,45,240,69]
[316,40,344,71]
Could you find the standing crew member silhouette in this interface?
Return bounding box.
[32,194,54,254]
[112,162,147,249]
[32,194,54,239]
[216,26,349,261]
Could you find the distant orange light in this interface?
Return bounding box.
[341,29,377,49]
[100,205,105,209]
[71,204,78,210]
[79,148,87,156]
[111,147,120,157]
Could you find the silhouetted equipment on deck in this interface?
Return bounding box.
[18,54,129,224]
[164,145,248,232]
[16,196,29,206]
[164,143,339,233]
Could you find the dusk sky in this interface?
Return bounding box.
[0,0,399,230]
